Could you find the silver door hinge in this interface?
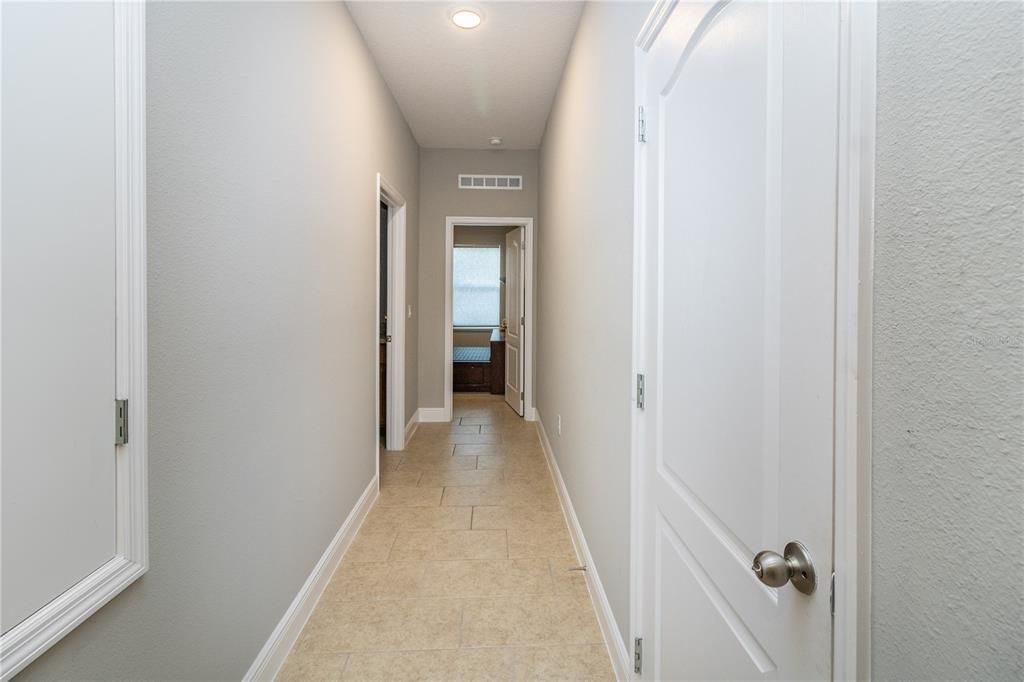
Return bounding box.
[634,637,643,674]
[638,106,647,143]
[115,399,129,446]
[521,390,524,402]
[829,571,836,617]
[636,373,645,409]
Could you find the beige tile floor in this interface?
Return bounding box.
[277,394,614,681]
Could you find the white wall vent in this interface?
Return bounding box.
[458,174,523,191]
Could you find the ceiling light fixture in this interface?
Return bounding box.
[489,136,503,146]
[451,9,482,29]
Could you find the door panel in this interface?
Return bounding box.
[1,1,118,634]
[504,228,524,415]
[656,515,771,680]
[637,1,839,678]
[658,0,781,577]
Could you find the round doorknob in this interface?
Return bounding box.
[751,550,790,587]
[751,541,816,594]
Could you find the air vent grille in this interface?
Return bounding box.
[458,174,523,191]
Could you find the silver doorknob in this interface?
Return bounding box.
[751,541,816,594]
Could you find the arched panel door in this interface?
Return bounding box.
[635,2,840,678]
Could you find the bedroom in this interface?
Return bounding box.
[451,224,522,406]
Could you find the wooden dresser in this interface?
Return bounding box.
[489,329,505,395]
[379,340,386,432]
[451,330,506,394]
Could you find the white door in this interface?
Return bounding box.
[1,1,118,634]
[635,1,839,678]
[504,228,524,415]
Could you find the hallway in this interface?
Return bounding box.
[4,1,1021,679]
[277,395,612,681]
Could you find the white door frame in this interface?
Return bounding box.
[444,216,535,422]
[628,1,876,679]
[377,174,407,451]
[0,3,148,678]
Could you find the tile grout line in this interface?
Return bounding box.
[338,652,354,678]
[383,532,398,562]
[457,598,467,651]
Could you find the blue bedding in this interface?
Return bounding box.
[454,346,491,363]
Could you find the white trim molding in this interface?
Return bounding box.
[244,477,379,682]
[417,407,450,423]
[405,409,420,447]
[377,174,407,452]
[444,216,536,423]
[536,411,630,680]
[0,3,148,678]
[833,1,877,678]
[635,0,676,51]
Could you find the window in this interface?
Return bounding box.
[453,246,500,327]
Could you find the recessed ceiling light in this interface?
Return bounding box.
[452,9,482,29]
[489,136,503,146]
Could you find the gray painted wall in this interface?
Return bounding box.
[536,1,652,648]
[872,2,1023,679]
[17,3,419,678]
[418,149,538,409]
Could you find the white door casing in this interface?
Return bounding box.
[443,217,534,422]
[634,1,840,679]
[504,227,525,415]
[377,174,406,452]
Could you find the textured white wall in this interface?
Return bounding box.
[536,1,652,647]
[17,3,419,679]
[873,2,1023,678]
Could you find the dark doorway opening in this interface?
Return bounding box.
[379,200,388,437]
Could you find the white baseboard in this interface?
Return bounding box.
[243,476,379,682]
[405,410,420,447]
[535,411,631,681]
[417,407,449,423]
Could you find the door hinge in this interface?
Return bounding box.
[520,390,525,402]
[115,398,129,446]
[634,637,643,674]
[638,106,647,143]
[829,571,836,617]
[636,373,645,410]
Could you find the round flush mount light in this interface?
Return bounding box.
[451,9,482,29]
[489,136,503,146]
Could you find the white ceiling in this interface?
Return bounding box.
[348,1,584,150]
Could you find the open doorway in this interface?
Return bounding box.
[378,199,388,441]
[444,216,535,422]
[377,174,407,451]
